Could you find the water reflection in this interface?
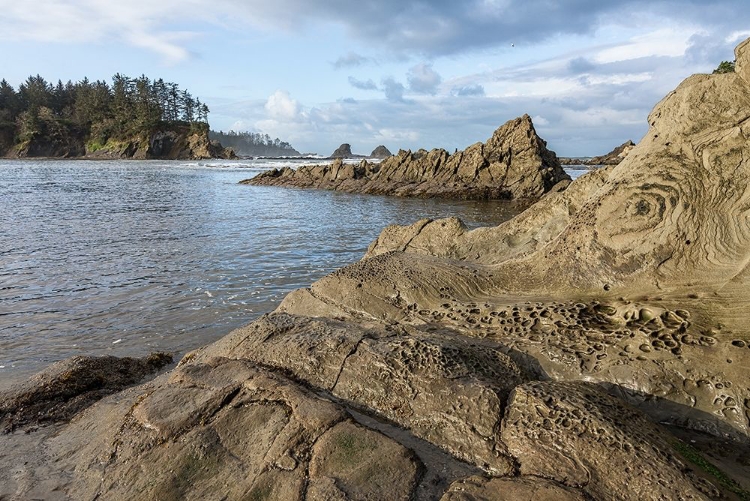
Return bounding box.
[0,159,526,386]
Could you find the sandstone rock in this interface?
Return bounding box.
[6,36,750,501]
[502,381,716,500]
[440,475,586,501]
[51,358,423,501]
[370,145,392,158]
[244,115,571,201]
[192,313,526,475]
[0,352,172,432]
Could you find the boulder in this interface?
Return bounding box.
[245,114,571,201]
[0,352,172,432]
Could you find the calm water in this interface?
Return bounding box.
[0,159,528,386]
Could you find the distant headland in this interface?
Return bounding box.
[0,74,233,160]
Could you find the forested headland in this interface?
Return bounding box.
[0,74,232,159]
[209,130,301,157]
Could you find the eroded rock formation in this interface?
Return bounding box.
[3,39,750,501]
[244,114,571,201]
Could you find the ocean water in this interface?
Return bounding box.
[0,158,533,387]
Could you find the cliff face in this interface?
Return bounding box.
[246,115,571,201]
[4,119,233,160]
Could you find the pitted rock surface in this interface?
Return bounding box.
[195,313,526,475]
[502,381,716,500]
[244,115,570,201]
[440,475,587,501]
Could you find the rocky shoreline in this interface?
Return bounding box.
[1,38,750,501]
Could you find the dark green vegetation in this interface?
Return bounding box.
[209,130,301,157]
[671,439,750,500]
[0,74,211,156]
[713,60,736,74]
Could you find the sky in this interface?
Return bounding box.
[0,1,748,156]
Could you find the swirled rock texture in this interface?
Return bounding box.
[243,114,570,201]
[4,38,750,501]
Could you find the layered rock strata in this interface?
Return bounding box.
[3,39,750,500]
[244,114,571,201]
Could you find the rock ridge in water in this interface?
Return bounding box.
[559,139,636,165]
[4,39,750,500]
[244,114,571,201]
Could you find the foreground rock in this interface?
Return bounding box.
[3,39,750,500]
[244,114,571,201]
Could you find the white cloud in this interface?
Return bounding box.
[593,28,693,64]
[264,90,302,121]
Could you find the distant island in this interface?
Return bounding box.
[0,74,233,159]
[329,143,393,159]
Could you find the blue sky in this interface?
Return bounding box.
[0,1,748,156]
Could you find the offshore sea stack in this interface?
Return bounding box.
[3,39,750,500]
[244,114,571,201]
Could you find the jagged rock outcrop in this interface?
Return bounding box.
[330,143,354,158]
[3,39,750,500]
[370,145,392,158]
[244,115,571,201]
[560,139,636,165]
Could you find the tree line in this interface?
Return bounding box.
[209,130,300,156]
[0,74,210,145]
